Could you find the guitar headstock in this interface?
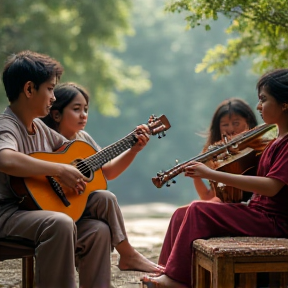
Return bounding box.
[148,114,171,138]
[152,163,182,188]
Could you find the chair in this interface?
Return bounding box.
[0,239,35,288]
[193,237,288,288]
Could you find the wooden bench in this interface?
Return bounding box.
[0,239,35,288]
[193,237,288,288]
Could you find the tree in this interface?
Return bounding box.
[165,0,288,76]
[0,0,150,115]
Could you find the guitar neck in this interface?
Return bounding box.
[85,132,138,172]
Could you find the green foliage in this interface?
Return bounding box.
[0,0,151,115]
[165,0,288,76]
[89,0,261,205]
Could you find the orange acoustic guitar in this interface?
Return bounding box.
[10,114,171,222]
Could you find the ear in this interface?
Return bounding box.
[282,103,288,112]
[23,81,33,97]
[50,110,62,123]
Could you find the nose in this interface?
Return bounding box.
[256,101,262,111]
[225,124,234,135]
[80,111,87,118]
[51,91,56,103]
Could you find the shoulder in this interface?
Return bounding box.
[0,111,21,128]
[34,118,67,145]
[76,130,101,151]
[267,135,288,154]
[0,112,24,139]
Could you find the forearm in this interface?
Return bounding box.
[207,170,283,197]
[102,149,138,180]
[0,149,61,177]
[193,178,215,200]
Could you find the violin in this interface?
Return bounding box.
[152,123,277,202]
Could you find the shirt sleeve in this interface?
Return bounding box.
[76,131,101,151]
[0,119,20,152]
[266,139,288,185]
[0,132,18,152]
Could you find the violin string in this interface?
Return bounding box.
[160,123,274,184]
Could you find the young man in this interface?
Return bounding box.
[0,50,157,288]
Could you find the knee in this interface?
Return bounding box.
[37,212,76,243]
[90,221,111,242]
[93,190,117,203]
[172,206,188,223]
[187,200,211,215]
[46,212,75,234]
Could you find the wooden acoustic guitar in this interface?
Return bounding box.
[10,114,171,221]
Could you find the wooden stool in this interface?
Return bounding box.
[0,239,35,288]
[193,237,288,288]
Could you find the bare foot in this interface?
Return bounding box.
[118,249,164,273]
[141,274,189,288]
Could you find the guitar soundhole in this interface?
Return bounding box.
[74,159,93,181]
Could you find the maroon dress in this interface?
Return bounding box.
[162,136,288,287]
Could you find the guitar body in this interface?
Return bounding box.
[9,114,171,221]
[10,141,107,222]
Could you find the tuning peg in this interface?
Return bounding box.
[157,171,164,177]
[172,179,176,184]
[149,114,156,122]
[166,182,171,187]
[157,131,166,138]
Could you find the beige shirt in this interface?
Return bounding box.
[0,107,67,229]
[76,130,101,152]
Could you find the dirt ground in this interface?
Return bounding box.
[0,203,176,288]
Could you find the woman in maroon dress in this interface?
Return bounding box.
[143,68,288,288]
[158,98,258,266]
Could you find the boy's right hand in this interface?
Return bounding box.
[56,164,89,195]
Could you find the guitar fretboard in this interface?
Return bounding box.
[84,133,138,171]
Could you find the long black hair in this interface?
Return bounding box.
[257,68,288,104]
[204,98,258,150]
[41,82,89,131]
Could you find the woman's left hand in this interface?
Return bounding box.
[184,161,213,179]
[131,124,150,153]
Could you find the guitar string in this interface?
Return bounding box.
[75,118,166,175]
[76,135,136,175]
[74,117,167,175]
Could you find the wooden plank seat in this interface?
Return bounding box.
[193,237,288,288]
[0,239,35,288]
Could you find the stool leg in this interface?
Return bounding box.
[280,272,288,288]
[197,265,210,288]
[238,273,257,288]
[22,256,34,288]
[213,258,234,288]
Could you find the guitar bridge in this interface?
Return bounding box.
[46,176,71,207]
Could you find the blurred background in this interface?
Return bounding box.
[1,0,284,206]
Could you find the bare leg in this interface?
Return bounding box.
[85,191,164,273]
[141,274,189,288]
[116,239,164,273]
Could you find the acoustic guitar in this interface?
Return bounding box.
[10,114,171,221]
